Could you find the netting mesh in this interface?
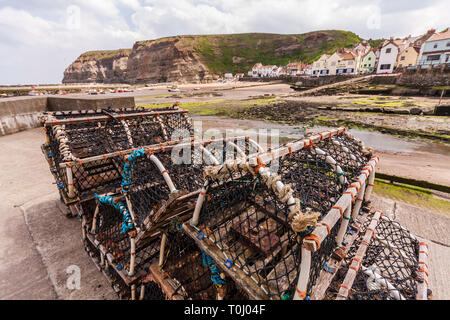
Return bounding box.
[324,213,421,300]
[160,224,249,300]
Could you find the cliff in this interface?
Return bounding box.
[125,37,214,84]
[62,49,131,83]
[62,30,365,84]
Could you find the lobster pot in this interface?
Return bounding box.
[82,196,161,299]
[123,137,262,300]
[326,213,428,300]
[184,129,376,300]
[128,136,262,231]
[40,107,193,213]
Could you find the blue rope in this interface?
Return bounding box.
[201,250,227,286]
[94,194,134,234]
[121,148,145,193]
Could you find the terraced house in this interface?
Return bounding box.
[417,29,450,67]
[311,54,330,76]
[377,39,401,74]
[396,44,420,68]
[359,49,377,74]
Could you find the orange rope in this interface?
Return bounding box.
[339,284,351,295]
[255,156,266,173]
[332,206,344,218]
[318,221,331,235]
[304,234,320,250]
[344,191,354,202]
[295,288,306,299]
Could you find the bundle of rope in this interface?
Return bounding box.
[121,148,145,193]
[94,194,135,233]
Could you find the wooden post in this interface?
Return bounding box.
[91,205,100,234]
[81,215,87,241]
[364,166,376,201]
[66,166,75,198]
[293,247,312,300]
[139,284,145,300]
[335,204,352,246]
[159,233,167,267]
[416,242,430,300]
[129,236,136,276]
[351,181,366,219]
[131,284,136,300]
[336,210,382,300]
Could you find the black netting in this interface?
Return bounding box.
[327,214,420,300]
[160,225,248,300]
[141,281,166,300]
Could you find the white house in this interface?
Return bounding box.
[326,49,358,75]
[376,40,401,74]
[311,54,330,76]
[251,63,263,77]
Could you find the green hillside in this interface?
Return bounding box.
[187,30,364,74]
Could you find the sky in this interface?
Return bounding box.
[0,0,449,85]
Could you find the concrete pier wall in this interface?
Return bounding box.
[0,96,135,136]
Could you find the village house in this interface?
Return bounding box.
[376,39,402,74]
[250,63,263,77]
[286,62,303,76]
[353,41,371,55]
[326,49,358,75]
[417,29,450,67]
[396,44,421,69]
[359,49,377,74]
[277,66,287,76]
[312,54,330,76]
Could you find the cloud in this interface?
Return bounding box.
[0,0,449,84]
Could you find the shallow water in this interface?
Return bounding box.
[193,115,450,156]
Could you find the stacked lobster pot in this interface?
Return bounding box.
[40,106,193,217]
[182,127,431,300]
[324,209,430,300]
[82,136,264,299]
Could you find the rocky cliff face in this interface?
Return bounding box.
[125,37,214,84]
[62,49,130,83]
[62,31,365,84]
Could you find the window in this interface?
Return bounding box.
[433,44,438,49]
[386,48,392,53]
[380,64,391,70]
[400,56,405,61]
[427,54,440,61]
[447,42,450,47]
[368,57,372,60]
